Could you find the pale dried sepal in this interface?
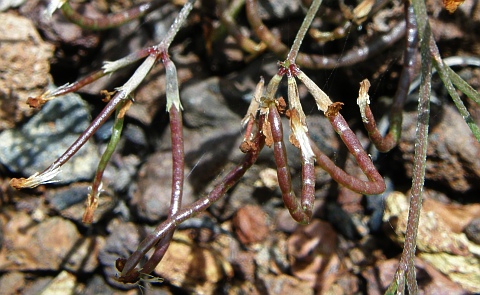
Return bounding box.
[287,76,307,122]
[242,77,264,127]
[165,59,183,111]
[44,0,67,18]
[357,79,371,123]
[139,273,164,284]
[10,166,61,189]
[83,182,104,224]
[102,51,147,74]
[259,97,273,147]
[103,60,131,74]
[287,76,314,159]
[53,83,74,94]
[290,109,315,161]
[27,83,73,108]
[116,55,156,98]
[264,74,283,101]
[296,71,332,113]
[82,193,98,224]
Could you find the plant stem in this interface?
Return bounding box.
[246,0,405,69]
[140,104,184,275]
[267,100,312,224]
[286,0,323,63]
[428,37,480,142]
[61,0,166,30]
[120,121,266,278]
[83,100,129,224]
[387,1,433,292]
[158,0,196,50]
[139,55,187,275]
[360,1,418,152]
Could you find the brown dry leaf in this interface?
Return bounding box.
[383,192,480,293]
[443,0,465,13]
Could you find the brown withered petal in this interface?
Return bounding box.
[325,102,344,117]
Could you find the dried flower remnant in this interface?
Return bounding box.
[14,0,456,290]
[443,0,465,13]
[10,166,61,189]
[114,258,164,286]
[325,102,344,118]
[357,79,371,123]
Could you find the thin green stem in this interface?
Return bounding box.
[83,100,128,223]
[286,0,323,63]
[387,0,433,292]
[428,37,480,141]
[158,0,196,50]
[447,66,480,106]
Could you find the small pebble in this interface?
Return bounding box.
[464,217,480,244]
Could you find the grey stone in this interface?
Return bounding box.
[0,0,26,11]
[130,151,195,222]
[465,217,480,244]
[98,219,141,289]
[399,104,480,193]
[0,89,100,184]
[181,77,240,128]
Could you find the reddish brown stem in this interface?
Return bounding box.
[245,0,405,69]
[47,92,127,172]
[139,105,184,275]
[268,102,312,224]
[301,158,315,220]
[310,111,385,195]
[362,1,418,152]
[119,119,266,279]
[217,0,265,55]
[53,70,106,97]
[61,0,166,30]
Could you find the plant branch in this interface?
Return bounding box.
[359,1,418,152]
[246,0,405,69]
[119,121,265,279]
[286,0,323,63]
[83,99,131,224]
[60,0,166,30]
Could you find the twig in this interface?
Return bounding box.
[245,0,405,69]
[83,99,131,224]
[119,118,266,279]
[60,0,166,30]
[359,1,418,152]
